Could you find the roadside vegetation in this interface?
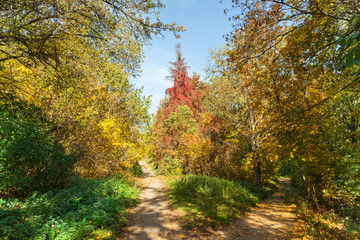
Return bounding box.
[0,177,138,240]
[285,184,360,240]
[147,1,360,237]
[168,175,272,228]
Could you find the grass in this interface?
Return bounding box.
[168,175,270,228]
[0,176,139,240]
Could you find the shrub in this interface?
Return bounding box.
[0,176,139,239]
[168,175,260,227]
[130,162,143,177]
[0,98,76,198]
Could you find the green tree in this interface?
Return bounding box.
[0,97,76,198]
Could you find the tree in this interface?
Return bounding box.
[227,0,360,90]
[151,46,210,174]
[220,0,360,214]
[0,0,183,87]
[0,0,179,180]
[162,45,206,118]
[206,5,290,188]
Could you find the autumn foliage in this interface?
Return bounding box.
[0,0,181,197]
[150,2,360,235]
[1,0,360,237]
[150,46,219,175]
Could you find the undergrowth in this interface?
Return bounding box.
[0,176,139,240]
[284,183,360,240]
[130,161,143,177]
[168,175,270,228]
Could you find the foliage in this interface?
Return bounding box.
[147,8,360,238]
[235,180,274,200]
[205,18,284,188]
[0,0,182,179]
[164,48,206,117]
[284,189,360,240]
[0,176,139,240]
[130,162,143,177]
[0,0,184,84]
[154,156,182,176]
[298,209,360,240]
[168,175,262,228]
[0,97,76,198]
[0,40,151,178]
[150,46,213,175]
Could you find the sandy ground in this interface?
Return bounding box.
[118,162,306,240]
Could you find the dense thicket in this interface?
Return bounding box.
[0,97,75,197]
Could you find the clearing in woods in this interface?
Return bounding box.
[118,161,306,240]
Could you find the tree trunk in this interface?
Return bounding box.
[350,115,357,145]
[254,161,263,189]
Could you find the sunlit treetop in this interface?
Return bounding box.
[0,0,185,83]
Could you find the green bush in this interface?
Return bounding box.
[0,176,139,239]
[234,180,272,200]
[0,98,76,198]
[168,175,260,227]
[130,162,143,177]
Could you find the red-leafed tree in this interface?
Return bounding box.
[161,45,206,119]
[150,45,214,175]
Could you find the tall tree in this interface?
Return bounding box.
[0,0,182,180]
[162,45,206,118]
[151,46,210,174]
[206,5,289,188]
[219,0,360,213]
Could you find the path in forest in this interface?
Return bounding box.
[119,162,306,240]
[118,161,183,240]
[214,178,306,240]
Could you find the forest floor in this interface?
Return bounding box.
[118,161,307,240]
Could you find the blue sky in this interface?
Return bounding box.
[134,0,235,115]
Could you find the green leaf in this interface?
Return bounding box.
[351,16,360,25]
[355,48,360,61]
[346,52,354,67]
[352,32,360,40]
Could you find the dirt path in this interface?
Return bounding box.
[214,178,306,240]
[119,162,306,240]
[118,161,183,240]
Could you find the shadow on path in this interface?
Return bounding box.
[214,178,306,240]
[118,161,182,240]
[119,169,306,240]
